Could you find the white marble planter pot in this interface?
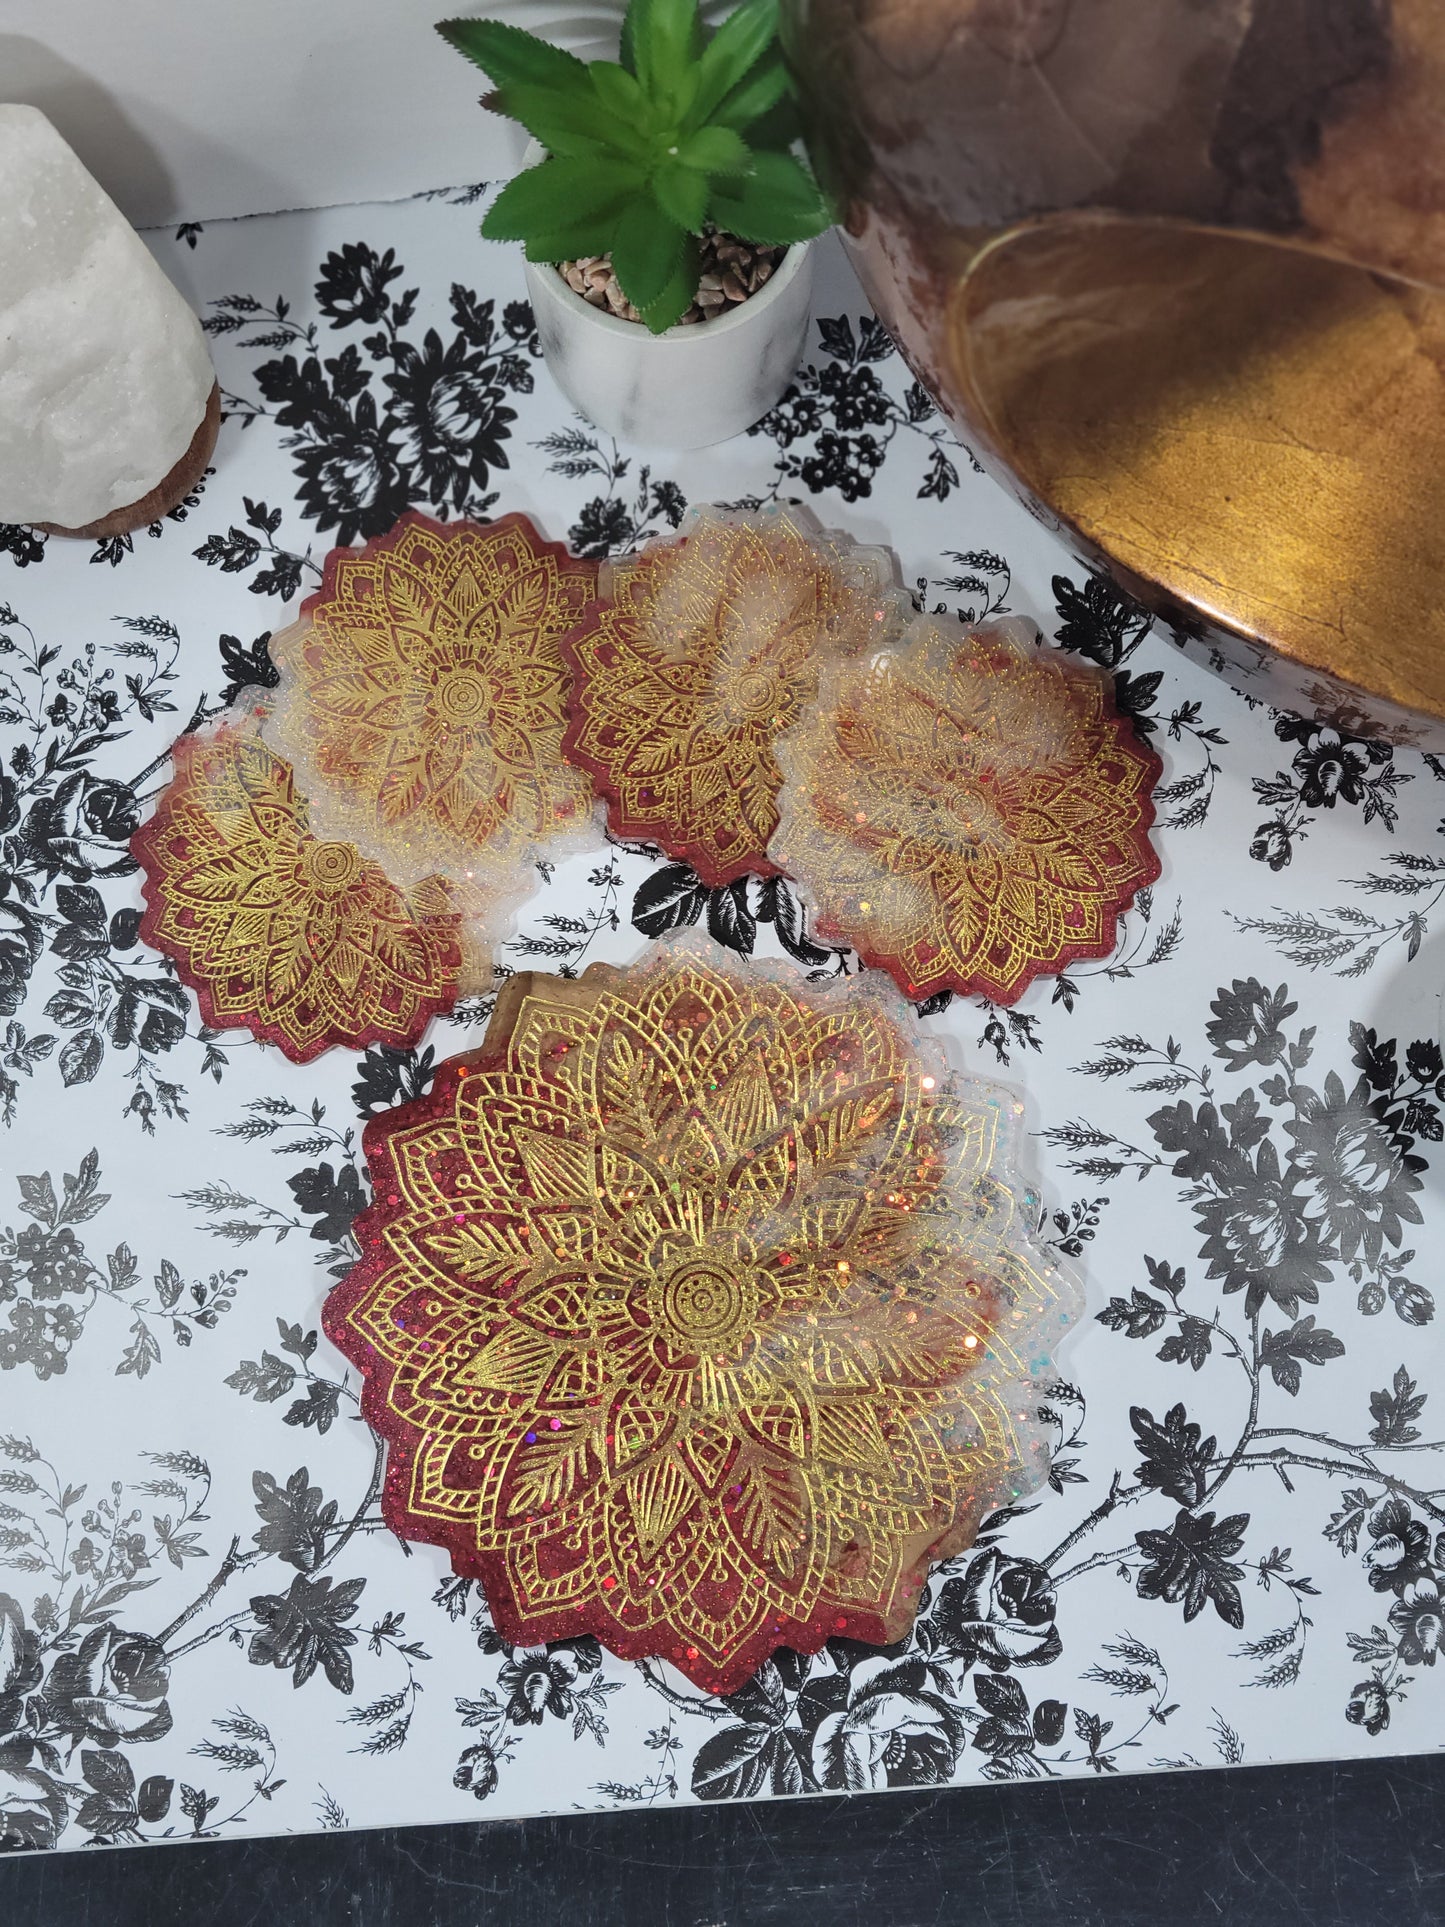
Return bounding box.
[519,151,814,450]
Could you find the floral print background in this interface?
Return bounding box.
[1,190,1443,1854]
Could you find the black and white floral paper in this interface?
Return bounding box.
[1,192,1443,1854]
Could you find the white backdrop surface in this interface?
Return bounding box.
[0,0,685,223]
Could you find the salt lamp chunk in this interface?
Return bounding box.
[0,105,217,534]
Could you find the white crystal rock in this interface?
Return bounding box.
[0,105,215,529]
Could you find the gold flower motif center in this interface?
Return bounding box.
[725,667,785,724]
[300,838,363,892]
[433,666,491,727]
[649,1255,758,1353]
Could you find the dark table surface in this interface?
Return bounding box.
[5,1750,1444,1926]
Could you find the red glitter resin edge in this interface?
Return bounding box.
[129,725,464,1066]
[295,506,599,627]
[321,1046,949,1697]
[557,553,786,892]
[811,690,1166,1008]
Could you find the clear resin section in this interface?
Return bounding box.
[773,614,1162,1005]
[562,503,913,887]
[264,512,599,987]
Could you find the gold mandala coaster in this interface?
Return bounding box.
[772,615,1163,1005]
[131,712,463,1063]
[323,933,1078,1692]
[561,505,911,888]
[263,512,600,981]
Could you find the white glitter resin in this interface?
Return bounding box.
[0,106,214,528]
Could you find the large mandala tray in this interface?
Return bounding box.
[323,934,1080,1693]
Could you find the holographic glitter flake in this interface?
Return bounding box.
[772,615,1162,1005]
[131,712,463,1063]
[562,505,911,887]
[263,512,599,980]
[323,933,1078,1692]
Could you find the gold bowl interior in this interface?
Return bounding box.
[948,216,1445,722]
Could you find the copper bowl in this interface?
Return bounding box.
[783,0,1445,747]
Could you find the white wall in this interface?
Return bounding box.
[1,0,669,225]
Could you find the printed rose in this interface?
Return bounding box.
[1286,1072,1424,1266]
[1290,729,1374,809]
[1364,1498,1431,1596]
[452,1742,500,1800]
[0,1758,67,1852]
[43,1624,171,1745]
[1205,979,1295,1073]
[1248,820,1293,870]
[1345,1679,1390,1737]
[78,779,140,845]
[385,331,514,511]
[1390,1578,1445,1667]
[498,1651,576,1727]
[811,1656,968,1790]
[0,1597,42,1736]
[930,1549,1062,1669]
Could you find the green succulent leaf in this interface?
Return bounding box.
[709,149,832,243]
[521,225,619,264]
[611,199,690,317]
[443,1,822,318]
[488,83,641,160]
[435,18,589,92]
[624,0,702,99]
[689,0,779,127]
[651,159,710,232]
[589,60,649,124]
[675,125,753,176]
[481,157,641,247]
[640,233,702,335]
[709,56,791,133]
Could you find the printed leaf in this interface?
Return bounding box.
[1131,1403,1216,1507]
[1135,1509,1248,1627]
[1157,1316,1214,1372]
[1370,1366,1426,1446]
[248,1572,364,1692]
[633,864,709,938]
[1260,1317,1345,1396]
[1097,1289,1167,1339]
[251,1466,337,1572]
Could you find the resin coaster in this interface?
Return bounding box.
[323,933,1078,1694]
[263,512,599,978]
[131,712,463,1063]
[772,615,1162,1005]
[561,505,910,888]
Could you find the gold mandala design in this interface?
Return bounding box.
[772,616,1163,1005]
[263,512,598,968]
[131,714,462,1063]
[562,506,910,887]
[324,936,1077,1691]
